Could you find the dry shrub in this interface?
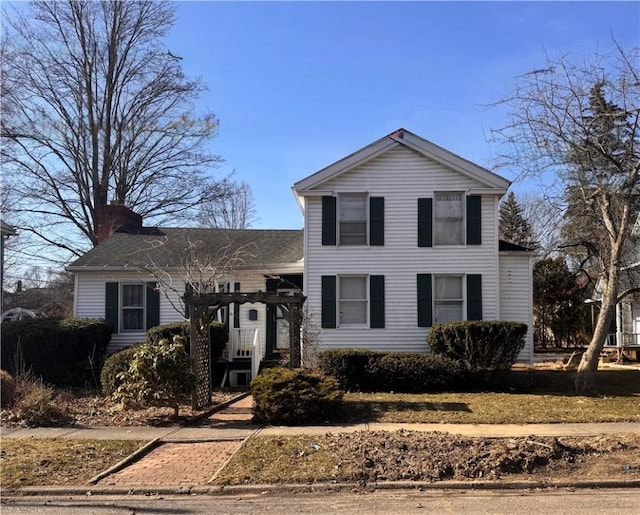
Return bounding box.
[1,369,16,408]
[8,373,72,427]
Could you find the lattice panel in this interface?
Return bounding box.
[190,308,211,410]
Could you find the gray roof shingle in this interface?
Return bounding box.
[67,228,303,270]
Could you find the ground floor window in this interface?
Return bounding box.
[339,275,367,325]
[122,283,144,331]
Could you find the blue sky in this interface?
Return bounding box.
[165,1,639,230]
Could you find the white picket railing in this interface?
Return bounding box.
[251,329,264,380]
[605,333,640,347]
[228,328,255,359]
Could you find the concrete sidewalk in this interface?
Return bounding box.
[3,422,640,441]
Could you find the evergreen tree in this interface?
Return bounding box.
[498,192,538,249]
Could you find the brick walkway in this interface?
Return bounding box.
[97,394,255,487]
[98,441,243,486]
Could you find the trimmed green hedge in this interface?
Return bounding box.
[427,321,528,373]
[316,349,381,392]
[368,353,464,392]
[0,317,111,387]
[317,349,463,393]
[251,367,343,425]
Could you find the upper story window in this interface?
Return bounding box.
[434,192,464,245]
[339,193,367,245]
[122,283,144,331]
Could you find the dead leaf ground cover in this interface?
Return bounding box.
[215,432,640,486]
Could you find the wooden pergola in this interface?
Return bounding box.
[184,290,306,408]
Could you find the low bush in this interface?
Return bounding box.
[0,317,111,387]
[100,344,142,396]
[112,336,196,418]
[317,349,383,392]
[251,367,343,425]
[1,369,16,408]
[8,374,72,427]
[367,353,464,393]
[427,321,528,374]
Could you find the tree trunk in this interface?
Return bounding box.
[575,273,618,393]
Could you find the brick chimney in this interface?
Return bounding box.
[95,203,143,243]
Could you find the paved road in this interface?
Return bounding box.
[2,489,639,514]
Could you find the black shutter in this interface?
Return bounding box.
[105,282,119,333]
[466,195,482,245]
[233,282,241,329]
[321,275,337,328]
[145,282,160,330]
[369,275,385,328]
[417,274,433,327]
[467,274,483,320]
[369,197,384,246]
[418,198,433,247]
[322,196,336,246]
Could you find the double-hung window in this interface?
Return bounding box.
[433,275,463,323]
[122,283,144,331]
[339,193,367,245]
[339,276,367,325]
[434,192,464,245]
[417,273,482,327]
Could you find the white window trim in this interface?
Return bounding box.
[121,282,146,333]
[433,274,465,324]
[337,192,369,246]
[433,191,466,247]
[337,274,369,328]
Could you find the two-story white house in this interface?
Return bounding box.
[292,129,534,361]
[69,129,535,380]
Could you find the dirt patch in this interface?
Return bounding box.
[216,431,640,485]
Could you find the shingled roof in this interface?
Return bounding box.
[67,228,303,271]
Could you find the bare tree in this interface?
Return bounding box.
[197,180,259,229]
[1,1,226,258]
[491,43,639,392]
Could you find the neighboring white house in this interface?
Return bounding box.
[292,128,535,362]
[68,128,535,372]
[594,213,640,359]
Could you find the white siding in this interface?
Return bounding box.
[499,253,534,363]
[75,271,185,353]
[303,146,503,352]
[74,270,272,354]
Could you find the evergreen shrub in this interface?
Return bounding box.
[367,353,464,392]
[428,321,528,374]
[100,344,143,396]
[0,317,111,387]
[316,349,382,392]
[112,336,196,418]
[251,367,343,425]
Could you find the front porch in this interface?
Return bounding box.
[603,332,640,362]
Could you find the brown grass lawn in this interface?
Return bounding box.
[338,369,640,424]
[0,439,145,492]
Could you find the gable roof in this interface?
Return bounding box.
[293,128,511,197]
[67,228,303,272]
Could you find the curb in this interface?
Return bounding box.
[87,438,162,485]
[9,478,640,497]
